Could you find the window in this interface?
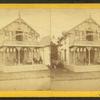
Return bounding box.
[86,30,93,41]
[86,35,93,41]
[16,31,23,41]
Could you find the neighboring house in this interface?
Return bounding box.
[39,35,51,66]
[0,15,51,72]
[40,36,59,67]
[58,17,100,72]
[50,41,59,68]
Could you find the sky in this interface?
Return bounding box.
[0,8,100,41]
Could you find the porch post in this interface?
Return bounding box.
[42,48,44,64]
[80,48,83,65]
[17,47,21,65]
[76,47,79,65]
[73,47,76,65]
[13,48,17,65]
[3,47,6,65]
[87,47,91,65]
[84,48,86,65]
[31,48,34,64]
[69,48,73,64]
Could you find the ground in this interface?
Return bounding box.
[51,67,100,80]
[0,66,51,90]
[51,67,100,90]
[1,65,100,90]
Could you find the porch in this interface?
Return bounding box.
[0,46,44,66]
[69,46,100,65]
[66,46,100,72]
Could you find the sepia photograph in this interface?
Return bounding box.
[0,8,100,91]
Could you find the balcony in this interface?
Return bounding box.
[1,40,41,47]
[69,40,100,47]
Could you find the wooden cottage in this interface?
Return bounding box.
[0,15,51,72]
[58,17,100,72]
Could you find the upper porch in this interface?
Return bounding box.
[69,40,100,47]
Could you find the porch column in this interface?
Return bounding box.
[13,48,17,65]
[3,47,6,65]
[69,48,73,64]
[17,47,21,65]
[94,48,97,64]
[31,48,34,64]
[76,48,79,65]
[87,47,91,65]
[84,48,87,65]
[80,48,83,65]
[0,48,3,65]
[73,47,76,65]
[42,48,44,64]
[64,49,66,61]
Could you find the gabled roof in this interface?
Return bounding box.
[61,17,100,40]
[0,16,40,38]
